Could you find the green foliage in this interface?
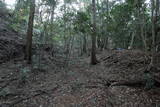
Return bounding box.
[0,88,10,97]
[9,0,29,32]
[107,2,133,48]
[74,11,90,34]
[42,0,57,8]
[14,0,30,11]
[144,73,155,90]
[64,0,78,4]
[20,67,30,83]
[5,0,153,51]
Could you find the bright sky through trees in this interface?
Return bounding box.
[5,0,16,8]
[5,0,150,8]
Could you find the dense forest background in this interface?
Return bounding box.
[1,0,160,64]
[0,0,160,107]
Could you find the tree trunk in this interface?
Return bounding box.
[91,0,98,65]
[141,6,148,52]
[103,0,109,50]
[83,35,87,54]
[51,6,55,24]
[140,20,147,52]
[151,0,156,65]
[155,0,160,43]
[137,2,148,52]
[128,32,135,49]
[103,37,108,49]
[25,0,35,64]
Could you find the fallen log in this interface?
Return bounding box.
[86,76,160,90]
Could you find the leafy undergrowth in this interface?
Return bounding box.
[0,50,160,107]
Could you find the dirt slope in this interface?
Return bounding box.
[0,11,24,63]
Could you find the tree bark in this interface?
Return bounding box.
[103,0,109,50]
[25,0,35,64]
[141,8,148,52]
[137,1,148,52]
[128,32,135,49]
[91,0,98,65]
[83,35,87,54]
[151,0,156,65]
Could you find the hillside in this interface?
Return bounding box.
[0,10,24,63]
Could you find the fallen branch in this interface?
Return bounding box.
[110,80,146,87]
[10,85,59,106]
[101,55,113,61]
[0,85,59,107]
[0,78,18,92]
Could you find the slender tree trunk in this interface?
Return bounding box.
[25,0,35,64]
[91,0,98,65]
[63,3,67,52]
[96,0,101,49]
[142,6,148,52]
[51,6,55,24]
[99,0,104,50]
[104,37,108,49]
[128,32,135,49]
[144,8,148,51]
[137,2,148,52]
[155,0,160,52]
[83,35,87,53]
[103,0,109,49]
[151,0,156,65]
[140,20,147,51]
[69,35,74,56]
[155,0,159,42]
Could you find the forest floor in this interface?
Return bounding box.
[0,49,160,107]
